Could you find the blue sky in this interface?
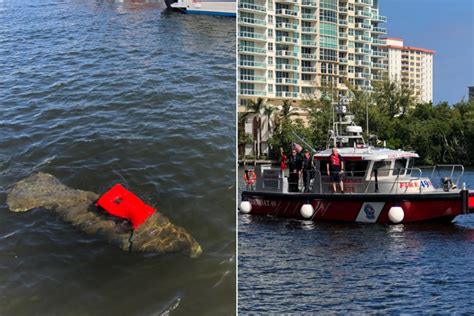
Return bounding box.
[380,0,474,104]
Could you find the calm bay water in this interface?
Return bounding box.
[0,1,235,315]
[238,167,474,313]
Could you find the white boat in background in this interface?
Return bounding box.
[166,0,235,16]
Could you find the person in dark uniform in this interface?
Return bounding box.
[301,150,313,193]
[288,148,302,192]
[326,147,344,193]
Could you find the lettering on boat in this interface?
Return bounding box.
[251,198,278,208]
[399,180,431,189]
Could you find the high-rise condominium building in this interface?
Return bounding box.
[238,0,388,109]
[468,86,474,102]
[384,38,434,103]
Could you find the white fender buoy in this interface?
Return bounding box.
[300,204,314,219]
[240,201,252,214]
[388,206,404,224]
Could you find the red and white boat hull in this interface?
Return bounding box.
[241,190,474,224]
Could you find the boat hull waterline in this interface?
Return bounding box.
[241,190,474,224]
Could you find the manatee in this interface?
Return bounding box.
[6,172,202,258]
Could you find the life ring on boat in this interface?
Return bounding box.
[96,184,155,229]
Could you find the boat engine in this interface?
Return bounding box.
[442,177,456,192]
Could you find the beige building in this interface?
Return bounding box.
[238,0,388,112]
[384,37,434,103]
[238,0,388,156]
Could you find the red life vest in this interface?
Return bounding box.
[280,154,287,171]
[330,154,341,167]
[243,171,257,185]
[96,184,155,229]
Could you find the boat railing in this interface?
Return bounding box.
[428,164,464,188]
[313,167,425,194]
[361,167,424,194]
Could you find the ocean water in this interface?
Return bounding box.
[238,167,474,313]
[0,1,235,315]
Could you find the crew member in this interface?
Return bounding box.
[288,148,302,192]
[301,150,313,193]
[243,169,257,191]
[326,147,344,193]
[279,147,287,175]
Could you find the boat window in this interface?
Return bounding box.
[406,158,414,175]
[372,160,391,177]
[344,160,368,177]
[392,159,408,176]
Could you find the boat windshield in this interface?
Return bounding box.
[373,160,391,177]
[392,158,408,176]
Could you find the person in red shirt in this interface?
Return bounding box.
[279,147,287,174]
[243,169,257,190]
[326,147,344,193]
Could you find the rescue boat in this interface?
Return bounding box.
[240,101,474,224]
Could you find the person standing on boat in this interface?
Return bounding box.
[288,148,302,192]
[279,147,287,175]
[243,169,257,191]
[301,150,313,193]
[327,147,344,193]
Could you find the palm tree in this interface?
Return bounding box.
[279,100,298,129]
[244,98,266,157]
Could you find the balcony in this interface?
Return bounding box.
[302,13,317,20]
[372,62,386,69]
[372,14,387,22]
[239,31,266,41]
[301,0,317,7]
[339,20,348,26]
[302,66,317,73]
[240,75,267,83]
[301,80,318,86]
[355,23,372,30]
[239,45,266,54]
[355,0,371,6]
[354,35,372,43]
[355,10,371,18]
[339,45,348,51]
[339,58,348,63]
[275,8,298,17]
[355,47,371,54]
[339,32,348,38]
[372,27,387,34]
[372,38,386,46]
[240,89,267,96]
[355,60,371,67]
[275,78,298,85]
[276,22,298,31]
[239,60,267,68]
[301,53,317,60]
[302,40,318,47]
[275,50,298,58]
[302,26,317,33]
[276,91,299,98]
[275,0,298,3]
[239,16,266,27]
[372,50,387,57]
[339,7,348,13]
[238,2,266,12]
[275,64,299,71]
[276,36,299,44]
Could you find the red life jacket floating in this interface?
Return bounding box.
[96,184,156,229]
